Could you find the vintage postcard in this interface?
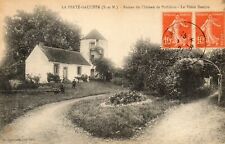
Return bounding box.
[0,0,225,144]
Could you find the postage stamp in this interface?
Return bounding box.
[162,12,192,49]
[196,12,225,48]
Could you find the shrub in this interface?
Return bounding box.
[93,58,114,81]
[111,77,123,85]
[81,74,88,82]
[164,58,206,100]
[109,91,147,105]
[0,75,11,90]
[26,74,40,84]
[123,39,178,92]
[17,80,39,89]
[9,79,23,89]
[47,73,61,83]
[10,74,41,89]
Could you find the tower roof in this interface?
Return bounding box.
[82,29,106,40]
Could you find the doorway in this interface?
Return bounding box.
[63,67,68,79]
[91,69,95,77]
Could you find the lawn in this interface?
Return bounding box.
[0,81,122,130]
[68,95,178,139]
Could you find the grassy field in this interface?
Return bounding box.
[68,95,178,139]
[0,81,122,130]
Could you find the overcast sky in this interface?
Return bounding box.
[0,0,224,67]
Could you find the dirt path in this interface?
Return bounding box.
[0,94,225,144]
[136,97,225,144]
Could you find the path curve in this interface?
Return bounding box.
[0,94,225,144]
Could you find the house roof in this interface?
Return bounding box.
[40,46,90,66]
[82,29,106,40]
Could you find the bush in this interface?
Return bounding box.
[195,86,212,99]
[94,58,114,81]
[15,74,41,89]
[0,75,11,90]
[81,74,88,82]
[3,74,41,90]
[26,74,40,84]
[111,77,123,85]
[9,79,23,89]
[17,80,39,89]
[123,39,178,92]
[164,58,206,100]
[47,73,61,83]
[109,91,147,105]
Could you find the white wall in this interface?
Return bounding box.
[25,45,52,83]
[57,63,91,81]
[98,39,108,58]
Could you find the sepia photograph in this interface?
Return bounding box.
[0,0,224,143]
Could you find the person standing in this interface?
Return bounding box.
[72,78,77,88]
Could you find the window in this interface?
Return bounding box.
[89,42,95,48]
[53,64,59,75]
[77,66,82,75]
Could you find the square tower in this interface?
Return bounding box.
[80,29,108,64]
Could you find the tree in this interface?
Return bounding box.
[123,38,207,94]
[124,39,178,92]
[165,58,205,99]
[94,58,114,81]
[3,6,81,79]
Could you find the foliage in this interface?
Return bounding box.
[47,73,61,83]
[111,77,123,85]
[109,91,147,105]
[209,49,225,70]
[80,74,88,82]
[94,58,114,81]
[124,38,208,96]
[111,68,126,86]
[0,74,11,90]
[209,49,225,100]
[17,80,39,89]
[113,67,124,78]
[3,6,81,79]
[124,39,178,92]
[26,74,40,84]
[165,58,205,99]
[12,74,41,89]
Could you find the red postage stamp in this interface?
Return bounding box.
[162,12,192,49]
[196,12,225,48]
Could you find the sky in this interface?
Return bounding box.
[0,0,224,67]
